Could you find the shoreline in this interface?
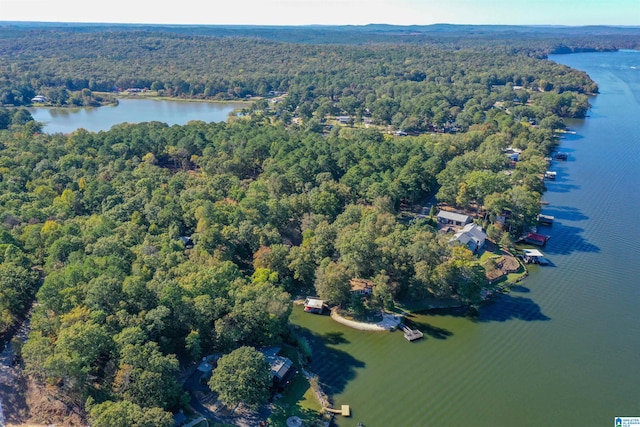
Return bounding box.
[115,93,255,105]
[329,308,402,331]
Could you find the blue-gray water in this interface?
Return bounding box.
[28,98,244,133]
[291,51,640,427]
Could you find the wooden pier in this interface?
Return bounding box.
[325,405,351,416]
[401,324,424,341]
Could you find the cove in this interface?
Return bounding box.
[28,98,245,134]
[291,51,640,427]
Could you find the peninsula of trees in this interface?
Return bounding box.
[1,23,638,426]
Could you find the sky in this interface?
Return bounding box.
[1,0,639,26]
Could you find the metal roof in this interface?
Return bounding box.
[437,210,470,223]
[523,249,545,257]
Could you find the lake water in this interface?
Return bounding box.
[28,98,245,133]
[291,50,640,427]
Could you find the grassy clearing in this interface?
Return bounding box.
[268,345,323,426]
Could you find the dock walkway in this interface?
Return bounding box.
[325,405,351,417]
[401,324,424,341]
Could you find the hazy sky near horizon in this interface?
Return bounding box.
[1,0,639,26]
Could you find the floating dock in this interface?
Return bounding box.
[325,405,351,416]
[401,324,424,341]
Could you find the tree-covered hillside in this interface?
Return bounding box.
[1,23,638,425]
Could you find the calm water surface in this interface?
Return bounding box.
[28,98,244,133]
[291,51,640,427]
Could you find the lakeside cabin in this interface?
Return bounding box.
[452,223,487,253]
[349,278,374,295]
[304,297,325,314]
[261,347,294,388]
[437,210,472,227]
[243,347,293,394]
[31,95,49,103]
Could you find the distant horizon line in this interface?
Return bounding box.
[2,20,640,29]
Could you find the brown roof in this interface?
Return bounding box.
[349,278,374,292]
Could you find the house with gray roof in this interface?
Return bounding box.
[452,223,487,253]
[437,210,472,227]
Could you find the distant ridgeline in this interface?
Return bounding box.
[1,23,638,114]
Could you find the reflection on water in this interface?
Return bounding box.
[29,98,245,133]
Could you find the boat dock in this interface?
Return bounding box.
[521,249,551,265]
[521,232,551,246]
[325,405,351,417]
[538,214,554,225]
[401,324,424,341]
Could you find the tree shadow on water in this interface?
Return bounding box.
[509,284,530,293]
[545,182,581,193]
[477,293,550,322]
[298,328,365,396]
[403,315,454,340]
[322,331,349,345]
[542,221,600,256]
[416,322,454,340]
[542,205,589,222]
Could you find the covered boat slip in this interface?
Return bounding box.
[304,297,325,313]
[521,249,550,265]
[538,214,554,225]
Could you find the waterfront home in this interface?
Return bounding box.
[349,278,374,295]
[437,210,472,227]
[261,347,294,387]
[452,223,487,253]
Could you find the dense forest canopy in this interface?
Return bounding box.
[1,26,603,114]
[1,23,639,425]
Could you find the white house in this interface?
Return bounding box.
[452,223,487,253]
